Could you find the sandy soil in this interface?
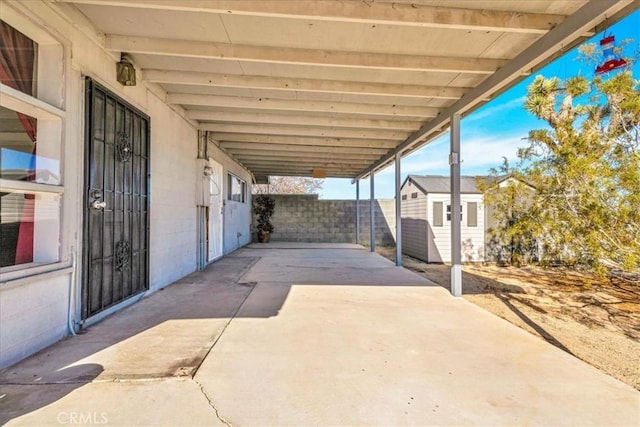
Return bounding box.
[377,247,640,391]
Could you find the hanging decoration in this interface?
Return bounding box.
[595,33,628,75]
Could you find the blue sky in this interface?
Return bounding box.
[319,10,639,200]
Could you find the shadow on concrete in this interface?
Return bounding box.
[0,256,266,424]
[384,250,576,357]
[0,364,103,425]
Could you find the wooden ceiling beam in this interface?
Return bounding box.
[170,94,438,118]
[199,123,409,140]
[210,134,398,149]
[189,110,421,131]
[220,142,389,155]
[143,70,468,100]
[229,151,382,161]
[234,155,374,164]
[107,35,506,74]
[60,0,565,34]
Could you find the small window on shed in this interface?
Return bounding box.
[446,204,463,221]
[401,194,407,200]
[467,202,478,227]
[411,192,418,199]
[433,202,443,227]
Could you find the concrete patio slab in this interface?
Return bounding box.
[196,282,639,425]
[0,256,257,383]
[1,379,225,426]
[1,244,638,426]
[239,245,433,285]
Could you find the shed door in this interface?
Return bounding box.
[82,78,150,319]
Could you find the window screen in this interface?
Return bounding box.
[433,202,443,227]
[467,202,478,227]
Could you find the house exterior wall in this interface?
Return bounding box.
[207,142,253,254]
[0,1,251,368]
[400,181,428,261]
[263,195,396,246]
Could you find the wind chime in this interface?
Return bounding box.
[595,33,628,75]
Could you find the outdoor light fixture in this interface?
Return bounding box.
[116,53,136,86]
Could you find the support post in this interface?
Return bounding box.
[355,179,360,245]
[370,173,375,253]
[395,152,402,267]
[450,113,462,296]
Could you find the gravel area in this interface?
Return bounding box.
[377,247,640,391]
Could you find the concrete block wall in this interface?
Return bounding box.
[256,195,396,246]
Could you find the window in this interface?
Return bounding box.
[433,202,443,227]
[411,192,418,199]
[401,194,407,201]
[228,173,246,203]
[446,204,463,222]
[467,202,478,227]
[0,18,64,268]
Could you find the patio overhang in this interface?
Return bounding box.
[54,0,636,181]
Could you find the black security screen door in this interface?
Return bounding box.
[82,78,150,319]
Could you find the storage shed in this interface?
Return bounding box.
[401,175,505,263]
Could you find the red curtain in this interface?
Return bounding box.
[0,20,37,264]
[0,20,37,142]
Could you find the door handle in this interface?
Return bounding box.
[92,200,107,210]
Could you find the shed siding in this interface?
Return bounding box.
[426,193,486,262]
[400,182,428,261]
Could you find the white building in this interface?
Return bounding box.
[401,175,508,263]
[0,4,252,368]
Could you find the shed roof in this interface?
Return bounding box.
[404,174,509,194]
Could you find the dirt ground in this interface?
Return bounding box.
[377,247,640,391]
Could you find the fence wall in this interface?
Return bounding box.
[255,194,396,246]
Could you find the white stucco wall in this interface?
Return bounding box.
[0,1,252,368]
[147,94,198,290]
[207,141,252,254]
[0,273,71,368]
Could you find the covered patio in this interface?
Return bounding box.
[2,243,638,425]
[52,0,636,295]
[1,1,639,424]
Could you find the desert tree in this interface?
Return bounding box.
[482,64,639,276]
[252,176,324,195]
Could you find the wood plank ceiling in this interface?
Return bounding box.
[57,0,635,182]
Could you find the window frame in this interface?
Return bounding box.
[467,202,478,227]
[227,173,246,203]
[0,16,65,271]
[446,204,463,222]
[433,201,443,227]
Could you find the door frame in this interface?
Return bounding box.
[208,158,224,262]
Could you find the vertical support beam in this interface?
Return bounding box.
[395,152,402,267]
[450,113,462,296]
[370,172,375,253]
[355,179,361,245]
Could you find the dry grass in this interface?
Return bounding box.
[377,247,640,390]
